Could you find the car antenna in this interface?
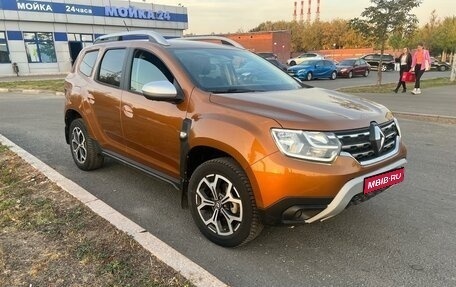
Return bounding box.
[123,20,130,32]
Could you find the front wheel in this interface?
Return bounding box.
[69,118,104,171]
[364,69,370,77]
[348,71,353,78]
[439,65,447,71]
[306,72,313,81]
[330,71,337,80]
[381,64,387,72]
[188,158,263,247]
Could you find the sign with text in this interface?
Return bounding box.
[0,0,187,22]
[363,168,405,194]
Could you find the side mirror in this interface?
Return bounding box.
[142,80,182,102]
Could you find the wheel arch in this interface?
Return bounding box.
[65,109,82,144]
[181,139,267,210]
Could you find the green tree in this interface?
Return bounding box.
[349,0,422,84]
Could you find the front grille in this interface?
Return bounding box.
[335,120,399,164]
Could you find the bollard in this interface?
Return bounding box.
[12,62,19,76]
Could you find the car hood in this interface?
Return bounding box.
[288,65,313,71]
[210,87,393,130]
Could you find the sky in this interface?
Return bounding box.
[138,0,455,34]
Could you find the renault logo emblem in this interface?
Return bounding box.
[369,122,385,155]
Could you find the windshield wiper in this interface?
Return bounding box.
[211,88,265,94]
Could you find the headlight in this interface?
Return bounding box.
[271,129,341,162]
[341,68,348,72]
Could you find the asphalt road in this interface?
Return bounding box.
[1,92,456,287]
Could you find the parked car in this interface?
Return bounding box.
[256,52,278,60]
[287,52,325,66]
[361,53,395,71]
[65,31,407,247]
[265,58,288,71]
[287,59,338,80]
[430,57,451,71]
[336,58,370,78]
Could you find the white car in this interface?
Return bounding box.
[287,52,325,66]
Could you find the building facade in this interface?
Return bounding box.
[224,31,291,63]
[0,0,188,76]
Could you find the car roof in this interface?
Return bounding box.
[92,31,245,51]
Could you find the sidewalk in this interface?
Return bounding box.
[356,85,456,118]
[0,73,66,82]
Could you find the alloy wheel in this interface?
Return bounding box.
[195,174,243,236]
[71,126,87,164]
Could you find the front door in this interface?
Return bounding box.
[121,49,187,178]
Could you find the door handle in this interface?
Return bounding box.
[122,105,133,118]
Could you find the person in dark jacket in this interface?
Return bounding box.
[394,47,412,93]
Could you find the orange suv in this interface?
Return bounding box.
[64,31,407,247]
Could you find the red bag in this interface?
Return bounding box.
[401,72,416,82]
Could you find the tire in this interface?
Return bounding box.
[364,69,369,77]
[348,71,353,79]
[330,71,337,80]
[381,64,387,72]
[188,157,263,247]
[69,118,104,171]
[306,72,313,81]
[289,61,296,66]
[439,65,447,71]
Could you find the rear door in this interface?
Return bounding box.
[85,48,127,153]
[354,59,363,75]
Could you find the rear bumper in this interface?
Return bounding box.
[304,158,407,223]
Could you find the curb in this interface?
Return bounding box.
[0,134,228,287]
[393,111,456,124]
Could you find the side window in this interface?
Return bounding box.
[129,49,173,93]
[79,50,99,77]
[98,49,126,87]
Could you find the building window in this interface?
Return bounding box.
[24,32,57,63]
[0,32,11,63]
[68,33,94,48]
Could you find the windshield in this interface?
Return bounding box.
[298,60,319,66]
[171,48,303,93]
[339,60,356,66]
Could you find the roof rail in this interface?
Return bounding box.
[94,30,170,46]
[179,36,244,49]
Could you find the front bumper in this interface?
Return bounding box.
[305,158,407,223]
[249,141,407,225]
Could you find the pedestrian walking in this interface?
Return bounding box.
[394,47,412,93]
[410,43,431,95]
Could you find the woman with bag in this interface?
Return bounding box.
[410,43,431,95]
[394,47,412,93]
